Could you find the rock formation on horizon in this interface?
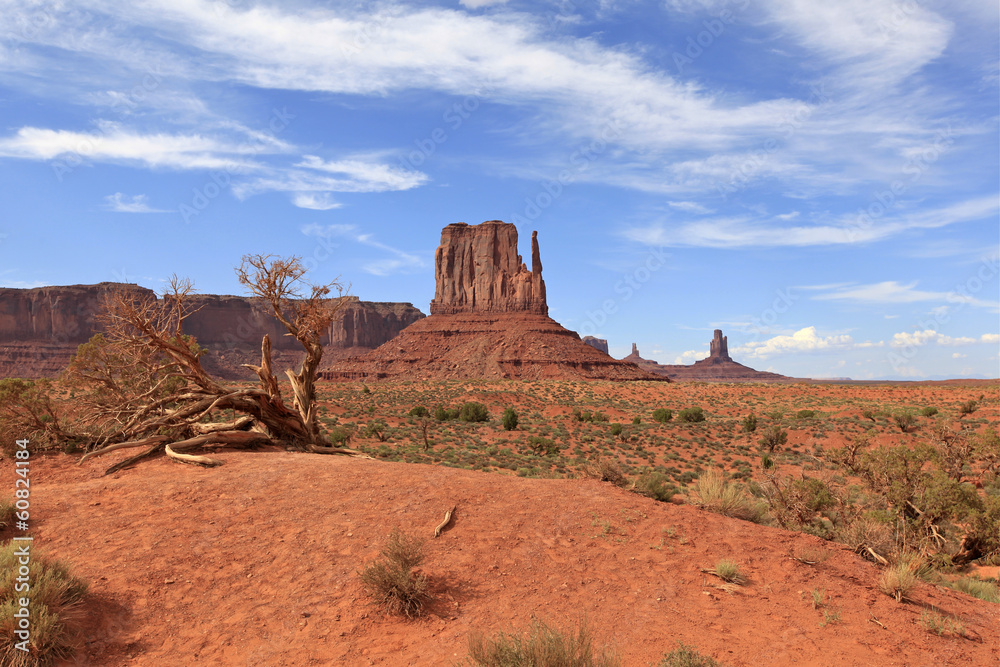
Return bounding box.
[0,284,424,379]
[325,221,662,382]
[582,336,609,355]
[623,330,791,382]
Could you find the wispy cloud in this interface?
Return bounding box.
[301,223,425,276]
[811,281,999,309]
[891,330,999,347]
[103,193,169,213]
[291,193,341,211]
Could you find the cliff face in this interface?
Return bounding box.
[0,285,425,378]
[430,221,547,315]
[582,336,610,355]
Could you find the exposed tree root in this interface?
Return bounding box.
[165,444,223,467]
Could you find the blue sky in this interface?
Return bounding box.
[0,0,997,379]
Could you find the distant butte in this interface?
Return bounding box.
[323,221,663,381]
[624,330,792,382]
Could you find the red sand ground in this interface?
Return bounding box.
[8,450,998,666]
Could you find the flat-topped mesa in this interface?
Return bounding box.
[708,329,732,362]
[430,220,547,315]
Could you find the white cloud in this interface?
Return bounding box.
[291,193,341,210]
[812,280,999,309]
[889,330,997,347]
[233,157,429,200]
[673,349,708,364]
[732,326,854,358]
[459,0,508,8]
[667,201,714,214]
[301,223,425,276]
[953,352,966,358]
[103,193,169,213]
[622,196,1000,249]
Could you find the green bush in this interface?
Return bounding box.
[742,413,757,433]
[758,424,787,452]
[527,436,560,456]
[459,402,490,423]
[610,423,623,437]
[893,412,917,432]
[434,405,459,421]
[467,618,619,667]
[359,528,429,618]
[328,426,353,447]
[958,400,978,416]
[796,409,815,419]
[631,416,641,425]
[632,472,676,502]
[678,407,705,423]
[365,419,390,442]
[408,405,429,418]
[0,542,89,666]
[502,407,519,431]
[921,407,938,417]
[652,408,673,423]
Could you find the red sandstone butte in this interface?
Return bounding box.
[624,330,793,382]
[324,221,662,381]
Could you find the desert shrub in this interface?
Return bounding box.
[528,436,559,457]
[796,410,815,419]
[588,457,627,487]
[631,416,641,425]
[758,425,787,452]
[761,475,837,537]
[359,528,429,618]
[501,407,519,431]
[0,542,89,667]
[921,407,938,417]
[714,559,745,584]
[0,379,69,456]
[742,413,757,433]
[837,515,897,562]
[958,400,978,416]
[949,577,1000,603]
[364,419,390,442]
[610,423,623,438]
[434,406,460,421]
[652,408,673,424]
[328,426,354,447]
[590,411,609,423]
[459,402,490,423]
[861,409,876,421]
[892,412,916,433]
[467,617,619,667]
[919,610,967,638]
[632,472,676,502]
[678,407,705,423]
[657,643,724,667]
[878,559,919,602]
[408,405,429,418]
[694,470,767,523]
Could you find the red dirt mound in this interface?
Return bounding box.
[11,451,998,666]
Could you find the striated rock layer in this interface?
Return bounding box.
[325,221,662,382]
[623,332,792,382]
[0,284,424,379]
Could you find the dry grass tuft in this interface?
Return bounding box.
[359,528,429,618]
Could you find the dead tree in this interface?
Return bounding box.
[74,257,361,473]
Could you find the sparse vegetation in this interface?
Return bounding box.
[632,472,676,502]
[742,413,757,433]
[678,407,705,423]
[459,402,490,423]
[0,542,89,667]
[652,408,673,423]
[0,498,15,530]
[359,528,430,618]
[892,411,916,433]
[921,407,938,417]
[758,425,787,453]
[958,400,978,416]
[466,618,619,667]
[656,643,724,667]
[409,405,430,418]
[878,559,918,602]
[694,470,766,523]
[919,610,967,638]
[713,559,745,584]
